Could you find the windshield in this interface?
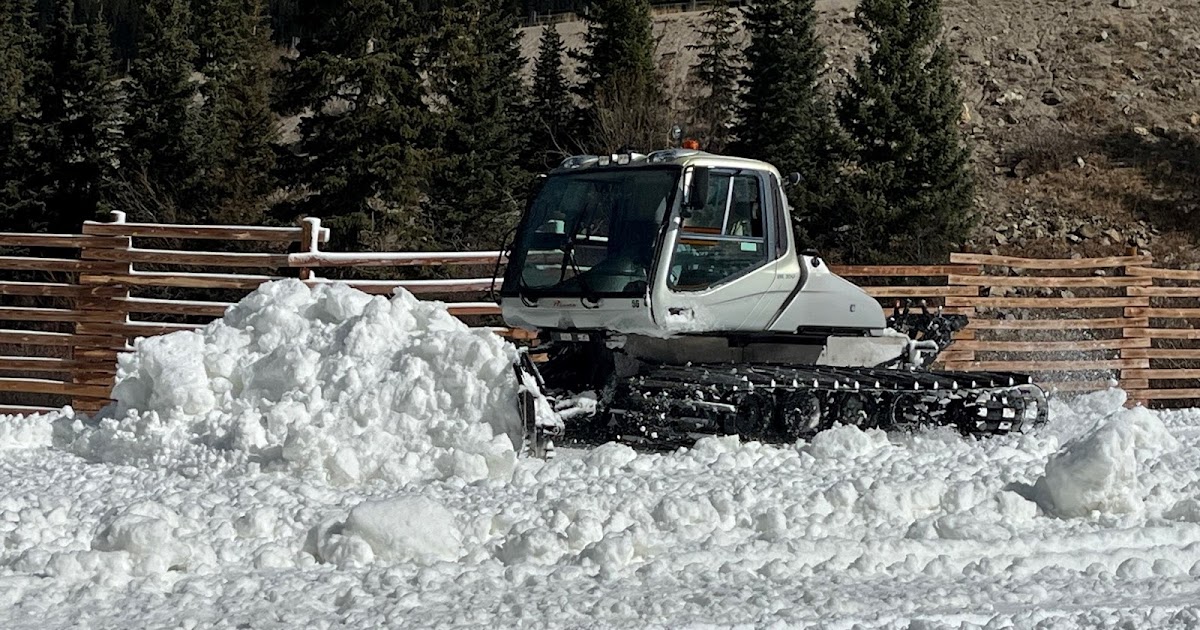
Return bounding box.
[505,167,679,297]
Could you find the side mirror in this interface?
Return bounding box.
[788,172,802,185]
[684,166,710,214]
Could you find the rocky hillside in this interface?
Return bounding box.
[520,0,1200,264]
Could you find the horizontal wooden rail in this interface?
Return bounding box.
[1127,388,1200,400]
[0,377,111,398]
[82,221,325,242]
[861,286,978,298]
[0,306,119,324]
[77,321,205,338]
[0,329,126,351]
[0,356,71,372]
[0,233,129,248]
[1126,266,1200,280]
[73,348,123,361]
[1124,369,1200,380]
[950,275,1152,288]
[1124,328,1200,339]
[1123,348,1200,360]
[829,265,980,277]
[0,255,126,273]
[80,271,285,289]
[1125,307,1200,319]
[289,251,504,268]
[87,247,292,268]
[950,253,1153,269]
[0,280,127,298]
[965,317,1146,330]
[305,278,496,295]
[952,358,1147,372]
[1042,380,1121,393]
[445,303,502,316]
[951,338,1150,352]
[950,297,1149,309]
[1127,286,1200,297]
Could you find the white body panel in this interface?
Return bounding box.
[766,257,886,333]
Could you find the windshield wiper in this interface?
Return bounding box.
[561,237,601,306]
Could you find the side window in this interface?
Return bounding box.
[670,172,769,290]
[680,174,730,233]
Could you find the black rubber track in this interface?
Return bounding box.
[568,363,1048,450]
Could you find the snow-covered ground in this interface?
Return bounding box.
[3,280,1200,629]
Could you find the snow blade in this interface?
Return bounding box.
[514,351,563,458]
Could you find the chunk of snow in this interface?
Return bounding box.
[1035,404,1178,517]
[0,410,60,449]
[310,497,463,567]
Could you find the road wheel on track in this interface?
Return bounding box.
[780,391,823,439]
[828,393,873,430]
[888,393,936,432]
[734,393,777,441]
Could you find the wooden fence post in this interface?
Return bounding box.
[297,217,322,280]
[1121,247,1153,403]
[72,211,132,414]
[940,256,981,370]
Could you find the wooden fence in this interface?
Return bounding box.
[1,214,1198,415]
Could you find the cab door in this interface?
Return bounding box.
[653,169,792,331]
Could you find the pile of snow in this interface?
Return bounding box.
[62,280,521,485]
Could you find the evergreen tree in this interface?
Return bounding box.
[425,0,529,250]
[192,0,278,225]
[573,0,655,103]
[685,0,739,153]
[527,23,570,171]
[28,0,123,232]
[572,0,663,151]
[835,0,973,264]
[0,0,44,228]
[118,0,204,223]
[273,0,430,251]
[732,0,845,252]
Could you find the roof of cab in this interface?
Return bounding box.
[552,150,781,178]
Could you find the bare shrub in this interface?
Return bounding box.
[590,73,675,153]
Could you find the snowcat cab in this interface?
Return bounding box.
[500,150,1046,456]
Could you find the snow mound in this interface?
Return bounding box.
[1036,403,1179,518]
[805,424,890,460]
[90,500,196,575]
[63,280,521,485]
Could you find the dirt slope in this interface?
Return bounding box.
[520,0,1200,263]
